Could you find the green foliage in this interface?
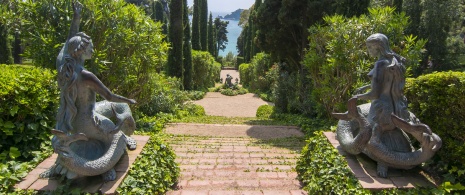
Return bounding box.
[256,105,274,118]
[182,0,193,90]
[191,50,221,91]
[238,52,276,94]
[187,90,206,100]
[213,84,248,96]
[405,71,465,188]
[304,7,426,117]
[19,0,169,108]
[167,0,184,79]
[0,142,52,193]
[220,52,237,68]
[117,134,180,194]
[238,63,252,87]
[191,0,201,50]
[0,65,58,161]
[214,17,228,56]
[0,23,13,64]
[296,131,368,194]
[138,74,190,116]
[199,0,208,51]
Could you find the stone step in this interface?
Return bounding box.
[174,179,303,191]
[164,129,306,194]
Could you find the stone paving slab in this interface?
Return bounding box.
[323,132,436,190]
[15,135,150,194]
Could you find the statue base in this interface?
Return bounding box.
[323,132,437,190]
[15,135,150,194]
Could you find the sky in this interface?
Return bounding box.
[187,0,255,13]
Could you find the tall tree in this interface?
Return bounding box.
[152,0,168,35]
[183,0,193,90]
[191,0,201,50]
[0,22,13,64]
[200,0,208,51]
[419,0,455,70]
[214,17,228,58]
[207,12,216,57]
[0,1,13,64]
[167,0,183,79]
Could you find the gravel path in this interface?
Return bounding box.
[193,92,274,117]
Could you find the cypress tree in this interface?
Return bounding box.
[191,0,201,50]
[200,0,208,51]
[183,0,193,90]
[251,0,262,58]
[207,12,215,56]
[167,0,183,79]
[0,22,13,64]
[153,0,168,36]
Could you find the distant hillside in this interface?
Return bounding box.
[223,9,244,20]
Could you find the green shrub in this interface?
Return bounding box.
[138,74,189,116]
[221,88,236,96]
[187,90,206,100]
[239,53,276,94]
[19,0,168,107]
[256,105,274,118]
[0,65,58,161]
[118,134,180,194]
[238,63,252,87]
[296,131,367,194]
[192,50,221,91]
[405,71,465,187]
[304,7,426,117]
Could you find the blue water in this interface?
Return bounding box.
[212,12,242,56]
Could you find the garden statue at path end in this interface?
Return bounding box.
[225,74,234,88]
[332,33,442,178]
[39,1,137,181]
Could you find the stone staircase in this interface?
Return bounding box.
[164,134,307,195]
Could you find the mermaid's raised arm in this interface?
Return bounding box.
[67,1,83,41]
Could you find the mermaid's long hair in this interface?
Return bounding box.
[56,32,91,133]
[366,33,408,119]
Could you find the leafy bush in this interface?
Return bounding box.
[0,65,58,161]
[19,0,168,107]
[118,134,179,194]
[213,84,248,96]
[192,50,221,91]
[296,131,367,194]
[304,7,426,117]
[238,63,252,87]
[187,90,206,100]
[138,74,189,116]
[0,143,52,193]
[238,53,276,93]
[256,105,274,118]
[405,71,465,188]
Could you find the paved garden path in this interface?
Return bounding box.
[164,69,307,194]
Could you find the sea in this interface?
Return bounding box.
[212,12,242,56]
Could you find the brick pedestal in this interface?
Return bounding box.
[323,132,436,190]
[15,135,150,194]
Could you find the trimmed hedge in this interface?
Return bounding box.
[0,64,58,161]
[405,71,465,187]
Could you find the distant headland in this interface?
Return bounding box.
[217,9,244,21]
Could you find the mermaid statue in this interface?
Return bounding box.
[40,1,137,181]
[333,33,442,178]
